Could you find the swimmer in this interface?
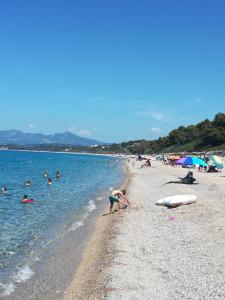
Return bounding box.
[48,178,52,185]
[25,180,32,186]
[22,194,34,203]
[2,187,7,193]
[22,194,28,201]
[44,170,48,178]
[56,170,61,178]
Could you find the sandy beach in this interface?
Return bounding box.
[64,160,225,299]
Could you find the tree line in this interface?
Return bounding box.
[93,112,225,154]
[2,113,225,155]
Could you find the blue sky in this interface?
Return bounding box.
[0,0,225,143]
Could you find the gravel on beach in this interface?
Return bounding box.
[65,160,225,300]
[106,161,225,300]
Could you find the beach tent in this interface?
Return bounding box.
[176,156,208,167]
[209,155,224,169]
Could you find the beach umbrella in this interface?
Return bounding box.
[210,155,224,169]
[169,155,181,160]
[176,156,208,167]
[176,157,186,164]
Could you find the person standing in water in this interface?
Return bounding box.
[56,170,61,178]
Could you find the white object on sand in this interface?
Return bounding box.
[156,194,197,208]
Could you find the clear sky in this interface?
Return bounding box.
[0,0,225,143]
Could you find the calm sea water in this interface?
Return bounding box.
[0,150,124,296]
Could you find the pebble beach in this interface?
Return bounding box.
[64,160,225,299]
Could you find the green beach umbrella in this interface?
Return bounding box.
[210,155,224,169]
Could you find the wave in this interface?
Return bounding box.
[13,265,34,283]
[3,251,16,256]
[1,282,15,297]
[68,221,84,232]
[0,264,34,297]
[67,199,97,232]
[85,200,96,213]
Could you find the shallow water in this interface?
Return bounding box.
[0,150,124,297]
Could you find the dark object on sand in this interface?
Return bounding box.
[137,154,143,161]
[207,165,219,173]
[179,171,196,184]
[145,159,151,167]
[166,171,197,185]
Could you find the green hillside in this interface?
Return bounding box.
[99,113,225,154]
[3,113,225,155]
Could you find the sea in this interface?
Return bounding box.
[0,150,125,298]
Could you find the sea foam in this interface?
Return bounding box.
[68,221,84,232]
[68,199,97,232]
[1,282,15,297]
[86,200,96,213]
[14,265,34,283]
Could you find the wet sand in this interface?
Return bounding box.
[65,160,225,299]
[5,197,109,300]
[63,164,130,300]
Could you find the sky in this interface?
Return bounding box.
[0,0,225,143]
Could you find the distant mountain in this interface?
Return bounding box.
[0,130,105,146]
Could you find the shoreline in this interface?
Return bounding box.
[0,148,125,158]
[106,160,225,299]
[63,162,131,299]
[65,159,225,299]
[5,157,225,298]
[1,155,126,299]
[4,191,110,300]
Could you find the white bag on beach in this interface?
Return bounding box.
[156,194,197,208]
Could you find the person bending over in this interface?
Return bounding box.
[109,189,130,213]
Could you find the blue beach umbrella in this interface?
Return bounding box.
[176,156,208,167]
